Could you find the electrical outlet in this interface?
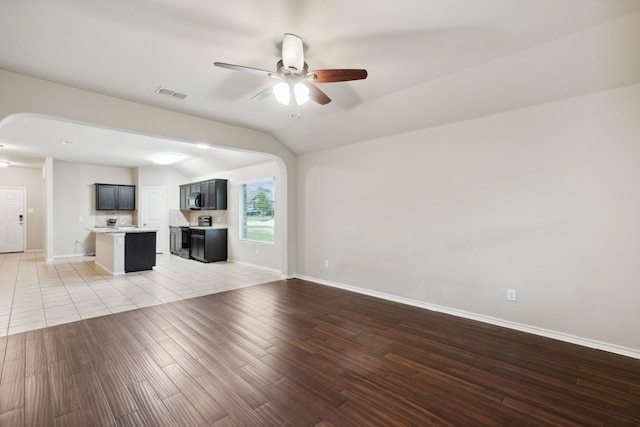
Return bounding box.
[507,288,517,301]
[324,260,329,268]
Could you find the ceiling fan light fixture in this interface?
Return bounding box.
[294,83,310,105]
[282,33,304,71]
[214,33,367,109]
[274,82,291,105]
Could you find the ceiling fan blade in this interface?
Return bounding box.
[251,87,273,101]
[303,82,331,105]
[282,33,304,71]
[214,62,275,77]
[309,69,368,83]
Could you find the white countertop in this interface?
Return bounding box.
[86,227,159,234]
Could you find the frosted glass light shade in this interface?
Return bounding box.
[294,83,310,105]
[273,82,291,105]
[282,33,304,71]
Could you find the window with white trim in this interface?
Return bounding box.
[240,178,275,243]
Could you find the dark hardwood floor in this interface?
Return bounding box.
[0,278,638,426]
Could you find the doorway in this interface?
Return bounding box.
[0,187,26,253]
[140,187,166,253]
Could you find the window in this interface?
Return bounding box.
[240,178,275,243]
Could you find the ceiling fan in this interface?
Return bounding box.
[214,33,367,107]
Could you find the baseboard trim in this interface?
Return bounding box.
[228,259,286,277]
[296,275,640,360]
[53,253,91,259]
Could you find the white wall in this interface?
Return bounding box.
[135,166,186,211]
[52,163,188,256]
[197,160,283,273]
[53,161,135,256]
[297,83,640,354]
[0,166,43,250]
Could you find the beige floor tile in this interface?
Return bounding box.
[10,309,46,326]
[2,251,282,336]
[108,304,139,313]
[45,304,79,319]
[9,320,47,334]
[80,308,112,319]
[75,300,109,314]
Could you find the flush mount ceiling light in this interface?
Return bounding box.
[0,161,10,168]
[214,33,367,108]
[152,153,186,165]
[196,143,210,150]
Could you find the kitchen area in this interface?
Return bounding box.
[35,157,282,275]
[86,178,229,276]
[168,178,229,263]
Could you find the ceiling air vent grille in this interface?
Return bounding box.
[155,86,189,100]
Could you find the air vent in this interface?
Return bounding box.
[155,86,189,100]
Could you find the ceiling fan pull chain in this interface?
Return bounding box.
[289,101,301,118]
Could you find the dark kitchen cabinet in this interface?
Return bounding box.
[190,228,227,262]
[179,179,227,211]
[201,179,227,210]
[169,226,179,254]
[96,184,136,211]
[169,226,190,258]
[179,185,189,210]
[124,232,156,272]
[190,230,205,261]
[96,184,117,210]
[117,185,136,210]
[200,181,212,209]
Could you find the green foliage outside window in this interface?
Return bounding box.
[240,179,275,243]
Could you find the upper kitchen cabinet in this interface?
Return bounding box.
[95,184,136,211]
[180,179,227,210]
[202,179,227,210]
[117,185,136,210]
[179,185,189,210]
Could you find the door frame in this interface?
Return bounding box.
[0,186,27,253]
[139,186,167,253]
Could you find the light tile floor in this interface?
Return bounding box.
[0,251,282,336]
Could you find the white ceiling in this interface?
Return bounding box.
[1,0,639,176]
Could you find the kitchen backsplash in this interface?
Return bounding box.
[95,211,134,227]
[96,209,228,227]
[168,209,228,227]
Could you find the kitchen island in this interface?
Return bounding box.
[86,227,158,275]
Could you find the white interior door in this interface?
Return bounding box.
[0,187,26,253]
[141,187,166,253]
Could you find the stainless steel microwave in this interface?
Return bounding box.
[187,192,201,209]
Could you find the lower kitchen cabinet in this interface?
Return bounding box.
[124,232,156,272]
[190,228,227,263]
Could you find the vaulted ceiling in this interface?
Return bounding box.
[1,0,639,175]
